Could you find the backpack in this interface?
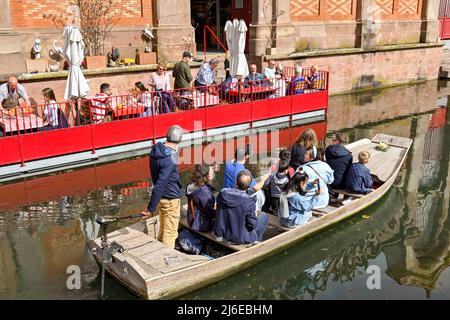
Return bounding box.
[157,91,176,114]
[178,230,204,255]
[279,192,290,219]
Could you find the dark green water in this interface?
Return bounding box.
[0,81,449,299]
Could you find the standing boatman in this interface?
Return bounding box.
[142,125,184,248]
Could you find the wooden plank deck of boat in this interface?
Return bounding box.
[88,133,413,300]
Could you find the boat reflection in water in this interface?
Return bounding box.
[183,107,450,300]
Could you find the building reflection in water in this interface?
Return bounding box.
[1,80,449,299]
[270,107,450,300]
[182,107,450,300]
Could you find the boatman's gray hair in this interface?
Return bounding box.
[166,125,183,143]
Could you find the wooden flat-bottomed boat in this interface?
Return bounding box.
[88,133,413,299]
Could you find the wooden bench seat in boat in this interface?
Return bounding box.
[313,206,336,215]
[179,216,253,251]
[331,189,364,199]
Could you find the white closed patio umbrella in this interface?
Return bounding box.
[63,26,90,100]
[224,19,249,79]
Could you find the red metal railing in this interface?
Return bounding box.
[204,25,228,60]
[0,70,329,167]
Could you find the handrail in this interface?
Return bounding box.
[203,25,228,61]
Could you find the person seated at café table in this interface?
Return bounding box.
[288,66,307,95]
[214,170,269,245]
[134,82,153,117]
[263,60,277,85]
[0,76,31,112]
[90,83,112,123]
[306,65,322,90]
[219,76,243,102]
[269,64,287,98]
[39,87,68,131]
[244,64,265,88]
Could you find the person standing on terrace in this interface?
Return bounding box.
[195,58,219,88]
[0,76,31,111]
[172,51,193,94]
[149,63,171,92]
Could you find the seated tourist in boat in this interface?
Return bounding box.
[302,147,335,209]
[186,164,217,232]
[345,151,373,194]
[290,128,320,170]
[288,66,307,95]
[306,66,323,90]
[279,170,318,228]
[223,146,268,211]
[270,149,294,176]
[244,64,266,88]
[91,83,112,123]
[262,160,290,216]
[214,170,269,244]
[325,133,353,201]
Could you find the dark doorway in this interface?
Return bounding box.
[191,0,231,53]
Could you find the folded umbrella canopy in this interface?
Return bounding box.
[224,19,249,79]
[63,26,90,100]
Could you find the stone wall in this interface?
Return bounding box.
[326,79,440,132]
[16,27,151,63]
[260,44,442,94]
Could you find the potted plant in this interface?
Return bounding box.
[44,0,122,69]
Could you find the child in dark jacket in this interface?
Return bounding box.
[263,160,290,216]
[345,151,373,194]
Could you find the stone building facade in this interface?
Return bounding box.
[0,0,443,95]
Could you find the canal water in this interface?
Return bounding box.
[0,81,449,300]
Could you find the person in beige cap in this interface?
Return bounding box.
[142,125,184,248]
[345,150,373,194]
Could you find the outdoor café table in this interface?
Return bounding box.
[0,109,46,134]
[227,86,276,101]
[172,90,220,109]
[111,103,146,119]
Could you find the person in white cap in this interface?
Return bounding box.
[142,125,184,248]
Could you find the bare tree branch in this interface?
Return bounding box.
[43,0,123,56]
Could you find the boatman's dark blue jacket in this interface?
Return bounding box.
[147,142,183,212]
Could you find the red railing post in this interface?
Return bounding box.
[87,99,96,154]
[15,110,25,167]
